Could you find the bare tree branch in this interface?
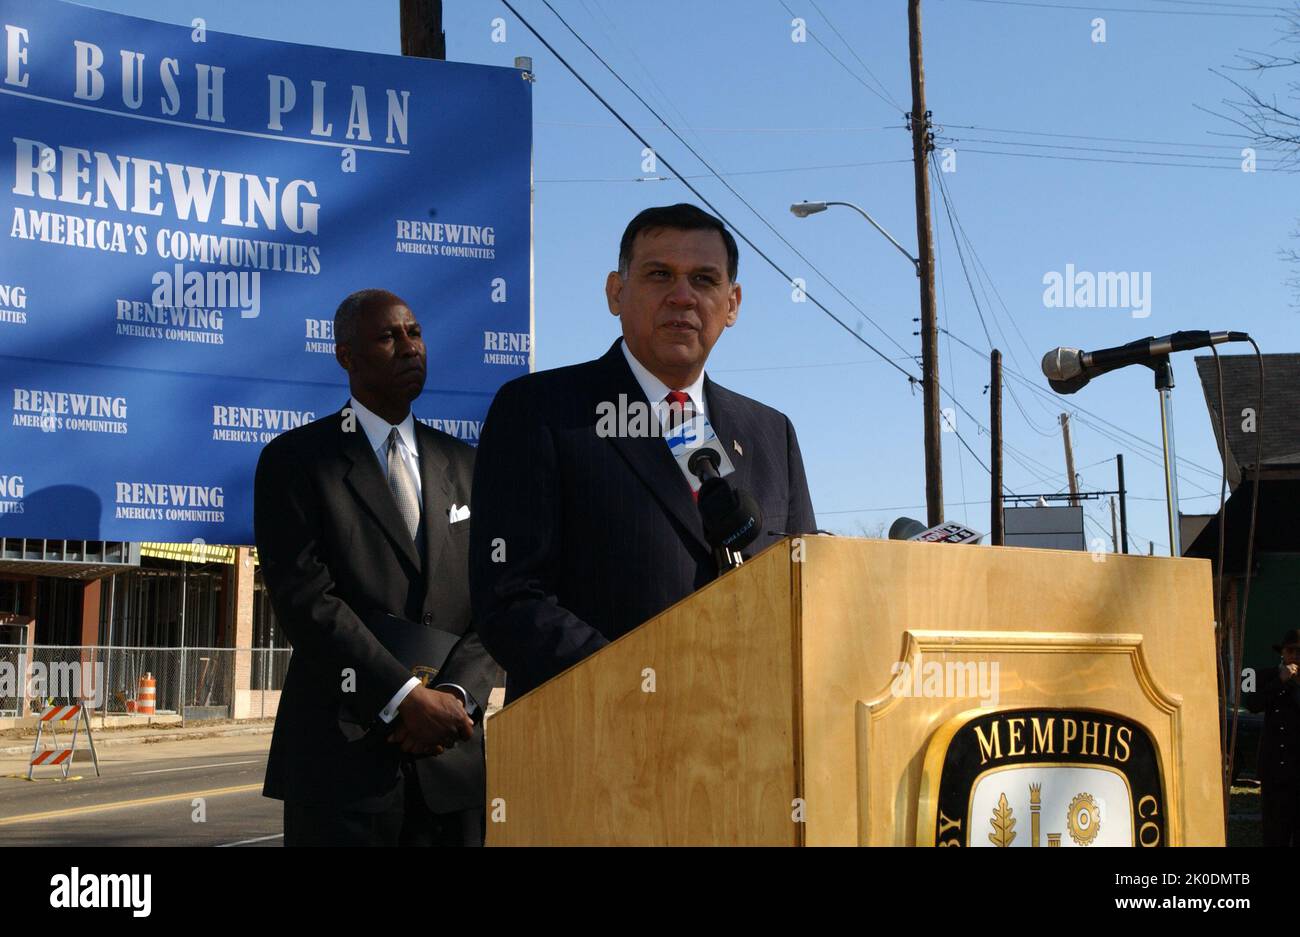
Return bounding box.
[1215,6,1300,304]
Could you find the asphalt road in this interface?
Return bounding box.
[0,736,281,846]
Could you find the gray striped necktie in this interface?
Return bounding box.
[386,427,421,541]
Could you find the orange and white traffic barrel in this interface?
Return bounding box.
[137,673,156,715]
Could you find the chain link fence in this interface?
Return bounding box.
[0,645,291,720]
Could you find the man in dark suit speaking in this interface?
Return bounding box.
[254,288,500,846]
[470,204,817,702]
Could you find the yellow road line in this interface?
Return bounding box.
[0,783,262,826]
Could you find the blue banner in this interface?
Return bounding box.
[0,0,532,543]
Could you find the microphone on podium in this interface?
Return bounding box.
[688,448,763,572]
[889,516,984,544]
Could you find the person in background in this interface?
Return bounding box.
[1246,628,1300,846]
[255,288,500,846]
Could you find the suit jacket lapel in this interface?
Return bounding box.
[338,406,422,571]
[703,377,753,496]
[598,343,708,552]
[416,425,454,579]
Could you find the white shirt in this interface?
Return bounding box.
[619,339,708,428]
[349,396,421,503]
[347,397,465,723]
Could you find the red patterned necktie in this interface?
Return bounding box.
[663,391,699,501]
[663,390,695,432]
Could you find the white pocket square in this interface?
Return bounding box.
[449,504,471,524]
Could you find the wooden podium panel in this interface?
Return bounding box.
[485,536,1223,846]
[485,544,801,845]
[798,537,1220,845]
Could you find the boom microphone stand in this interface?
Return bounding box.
[1148,356,1181,557]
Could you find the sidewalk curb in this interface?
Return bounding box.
[0,723,274,756]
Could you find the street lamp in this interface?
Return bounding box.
[789,201,828,218]
[789,200,920,275]
[790,197,942,527]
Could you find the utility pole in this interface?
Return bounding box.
[1059,413,1079,507]
[1109,496,1119,553]
[908,0,942,527]
[400,0,446,59]
[1116,453,1129,554]
[990,349,1004,545]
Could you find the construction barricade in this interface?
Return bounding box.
[28,704,100,781]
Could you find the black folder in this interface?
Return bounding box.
[338,612,479,741]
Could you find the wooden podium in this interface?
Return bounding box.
[485,536,1224,846]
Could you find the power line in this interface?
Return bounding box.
[958,0,1283,17]
[932,165,1019,358]
[1051,399,1223,483]
[940,327,1222,478]
[774,0,902,112]
[938,182,1059,433]
[933,176,974,520]
[1083,510,1112,546]
[1077,455,1117,471]
[496,0,919,385]
[1068,412,1223,496]
[937,382,1060,486]
[939,326,1229,487]
[955,146,1285,171]
[499,0,1235,547]
[536,119,903,134]
[821,499,993,516]
[935,171,977,522]
[932,162,997,351]
[931,165,1039,364]
[918,247,1063,485]
[1148,0,1290,9]
[946,136,1248,162]
[1126,491,1224,501]
[527,0,928,368]
[577,0,711,158]
[942,122,1250,150]
[818,492,1199,516]
[508,1,1022,495]
[940,401,1001,480]
[1026,385,1223,491]
[535,157,912,183]
[928,157,1038,488]
[508,0,1073,506]
[1052,405,1221,496]
[807,0,906,109]
[710,357,917,373]
[930,163,1059,439]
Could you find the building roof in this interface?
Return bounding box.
[1194,353,1300,488]
[1184,479,1299,568]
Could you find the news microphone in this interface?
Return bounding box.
[688,448,764,570]
[687,447,722,485]
[888,516,927,540]
[889,517,984,544]
[1041,330,1249,393]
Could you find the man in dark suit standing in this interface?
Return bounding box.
[1246,628,1300,846]
[470,204,817,702]
[255,288,501,846]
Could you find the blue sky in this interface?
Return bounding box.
[75,0,1299,552]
